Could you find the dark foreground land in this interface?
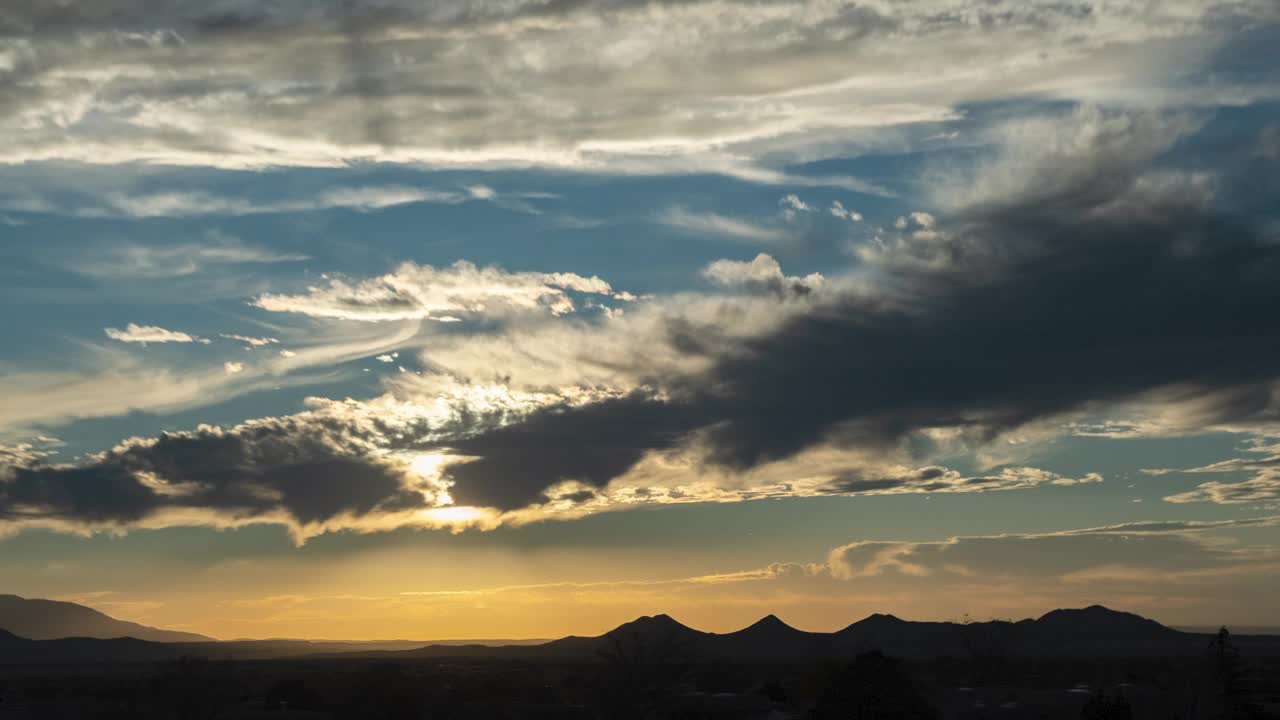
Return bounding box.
[2,646,1278,720]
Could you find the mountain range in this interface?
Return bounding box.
[340,606,1223,663]
[3,597,1277,665]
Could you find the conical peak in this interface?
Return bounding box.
[861,612,903,624]
[638,613,679,626]
[612,613,691,634]
[738,614,799,634]
[1038,605,1120,621]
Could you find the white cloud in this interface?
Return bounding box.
[829,200,862,221]
[253,260,630,322]
[702,254,824,297]
[406,291,805,392]
[221,334,279,348]
[894,211,936,230]
[658,207,789,243]
[92,186,479,218]
[779,193,813,220]
[105,323,204,344]
[926,107,1201,212]
[12,183,559,220]
[223,361,245,375]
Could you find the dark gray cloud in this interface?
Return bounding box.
[446,392,704,509]
[0,416,431,532]
[0,391,541,537]
[437,116,1280,508]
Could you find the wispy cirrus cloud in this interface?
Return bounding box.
[104,324,207,344]
[67,233,307,279]
[221,334,280,348]
[31,184,549,220]
[253,260,633,322]
[0,322,421,439]
[657,207,789,243]
[1158,440,1280,504]
[825,517,1280,581]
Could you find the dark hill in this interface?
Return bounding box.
[835,613,969,659]
[1012,604,1191,656]
[0,594,213,642]
[707,614,827,661]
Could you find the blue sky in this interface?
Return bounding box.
[1,1,1279,638]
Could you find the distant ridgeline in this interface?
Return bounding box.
[0,594,213,643]
[2,600,1278,664]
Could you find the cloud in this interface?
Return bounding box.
[0,420,434,543]
[779,193,813,220]
[824,517,1280,582]
[73,185,548,219]
[223,361,245,375]
[253,260,630,322]
[221,334,279,348]
[431,387,1105,511]
[0,322,421,438]
[413,107,1280,503]
[104,324,205,344]
[68,233,307,279]
[0,377,1100,537]
[829,201,861,221]
[657,207,790,243]
[702,254,824,298]
[407,291,808,393]
[926,107,1202,212]
[0,0,1270,174]
[1159,443,1280,504]
[892,212,936,230]
[6,104,1280,540]
[0,382,585,541]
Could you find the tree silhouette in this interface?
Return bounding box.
[1081,689,1133,720]
[810,650,939,720]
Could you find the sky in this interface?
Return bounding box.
[1,0,1279,641]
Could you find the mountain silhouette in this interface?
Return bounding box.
[709,614,828,661]
[1,604,1276,664]
[0,594,213,642]
[835,613,969,659]
[325,604,1257,663]
[1011,604,1190,655]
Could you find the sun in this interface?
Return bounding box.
[409,453,447,480]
